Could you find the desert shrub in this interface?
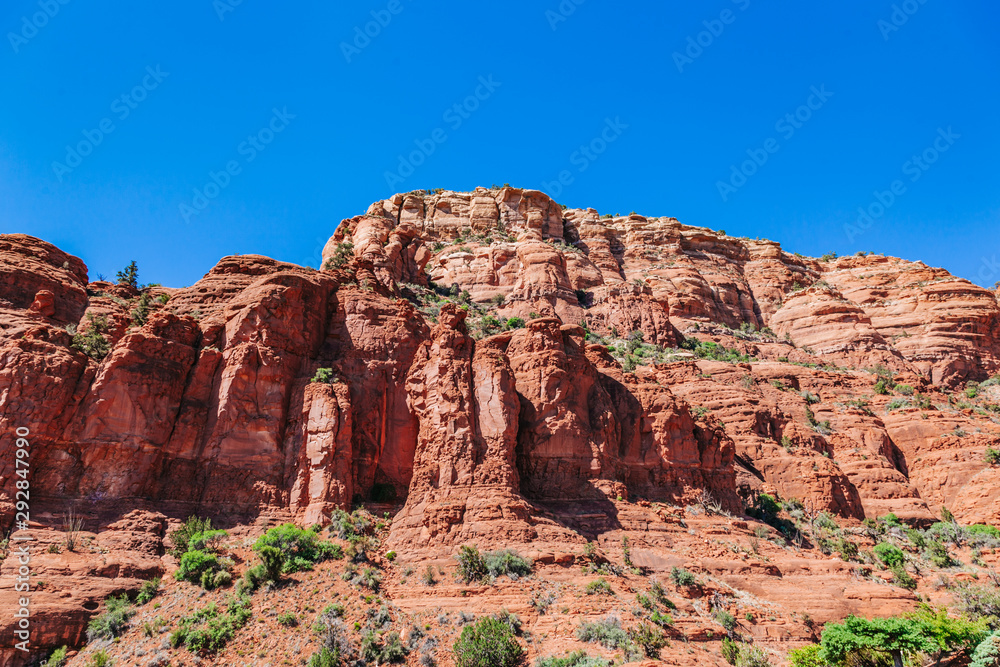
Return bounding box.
[874,542,905,569]
[629,622,666,658]
[722,637,741,665]
[534,651,611,667]
[277,612,298,627]
[314,616,355,662]
[87,651,111,667]
[453,616,523,667]
[953,584,1000,628]
[324,242,354,269]
[170,598,251,654]
[329,508,374,539]
[671,567,696,587]
[969,525,1000,540]
[174,549,226,587]
[87,595,134,641]
[308,647,341,667]
[891,565,917,590]
[506,317,525,329]
[650,579,676,609]
[188,529,228,552]
[531,589,557,614]
[169,516,213,557]
[358,567,382,591]
[43,646,68,667]
[484,549,532,580]
[71,314,112,360]
[585,578,613,596]
[456,545,487,582]
[311,368,336,384]
[987,448,1000,466]
[253,523,338,574]
[135,577,161,605]
[788,644,825,667]
[925,539,957,568]
[715,609,738,633]
[576,615,631,651]
[971,632,1000,667]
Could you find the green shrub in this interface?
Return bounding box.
[453,616,523,667]
[952,583,1000,626]
[253,523,338,574]
[721,637,741,665]
[576,615,631,650]
[169,516,213,557]
[505,317,525,329]
[715,609,738,633]
[43,646,68,667]
[188,529,228,552]
[671,567,696,587]
[135,577,161,605]
[456,545,487,582]
[788,644,825,667]
[534,651,611,667]
[87,650,111,667]
[329,508,374,539]
[873,542,905,569]
[896,384,914,395]
[925,540,957,568]
[324,242,354,269]
[174,549,223,585]
[311,368,336,383]
[969,525,1000,540]
[629,622,666,658]
[484,549,533,580]
[308,647,341,667]
[87,595,134,641]
[170,598,252,654]
[890,565,917,590]
[71,314,112,360]
[987,448,1000,466]
[277,612,298,627]
[971,631,1000,667]
[585,578,613,596]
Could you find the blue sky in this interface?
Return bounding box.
[2,0,998,288]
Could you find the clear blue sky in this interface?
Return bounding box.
[2,1,998,288]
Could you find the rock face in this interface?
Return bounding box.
[2,188,1000,664]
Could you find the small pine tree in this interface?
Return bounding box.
[116,261,139,289]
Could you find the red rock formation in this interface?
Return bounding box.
[2,190,1000,663]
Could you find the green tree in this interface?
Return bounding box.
[820,610,985,667]
[116,261,139,289]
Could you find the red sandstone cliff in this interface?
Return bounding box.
[2,187,1000,664]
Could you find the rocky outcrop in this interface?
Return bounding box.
[2,189,1000,664]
